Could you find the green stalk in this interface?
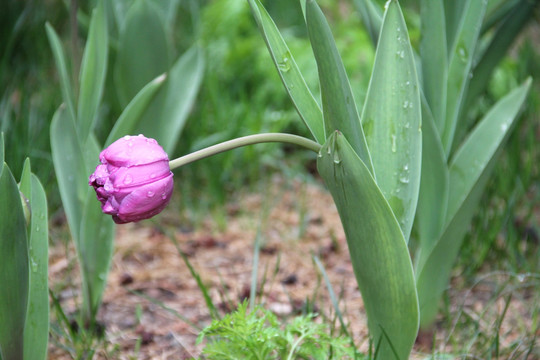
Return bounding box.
[169,133,321,170]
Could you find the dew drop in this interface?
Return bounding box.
[403,100,409,109]
[124,174,133,185]
[147,191,155,198]
[30,258,38,273]
[391,135,397,153]
[404,164,409,171]
[149,173,156,179]
[278,54,291,72]
[123,135,131,141]
[98,273,106,281]
[161,193,167,200]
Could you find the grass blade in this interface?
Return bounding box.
[23,174,49,360]
[318,131,418,360]
[248,0,325,144]
[77,0,108,139]
[441,0,487,154]
[420,0,447,131]
[306,0,373,173]
[361,0,422,241]
[0,164,29,360]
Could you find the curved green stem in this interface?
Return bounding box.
[169,133,321,170]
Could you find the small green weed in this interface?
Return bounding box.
[197,301,362,360]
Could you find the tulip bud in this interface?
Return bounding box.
[89,135,174,224]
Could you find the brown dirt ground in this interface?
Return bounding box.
[48,176,539,359]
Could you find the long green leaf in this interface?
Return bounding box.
[306,0,373,172]
[45,23,77,123]
[420,0,447,131]
[79,188,115,320]
[443,0,467,54]
[77,0,108,139]
[23,174,49,360]
[352,0,383,47]
[115,0,171,106]
[361,0,421,241]
[0,133,3,167]
[463,0,536,121]
[416,78,531,328]
[441,0,487,154]
[446,78,531,225]
[106,73,166,147]
[0,165,29,360]
[137,46,205,153]
[247,0,325,144]
[415,98,448,253]
[50,105,88,244]
[318,132,418,360]
[18,159,32,222]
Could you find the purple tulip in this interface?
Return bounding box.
[89,135,174,224]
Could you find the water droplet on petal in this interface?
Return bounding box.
[124,135,131,140]
[161,193,167,200]
[147,191,155,198]
[149,173,156,179]
[124,174,133,185]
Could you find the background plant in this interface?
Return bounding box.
[46,0,203,334]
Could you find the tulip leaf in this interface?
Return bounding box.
[415,98,448,252]
[441,0,487,154]
[115,0,171,105]
[318,132,418,360]
[18,159,32,215]
[23,174,49,360]
[416,78,531,328]
[352,0,383,47]
[463,0,535,126]
[420,0,447,131]
[361,0,422,241]
[306,0,373,172]
[137,45,205,153]
[446,78,531,226]
[79,188,115,320]
[0,133,3,167]
[106,73,166,147]
[247,0,325,144]
[0,164,29,360]
[45,23,77,123]
[78,0,108,139]
[50,105,88,243]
